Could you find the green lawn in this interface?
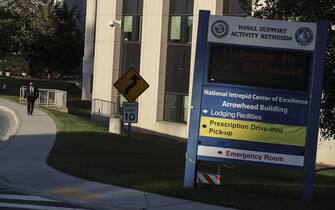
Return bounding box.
[43,108,335,210]
[1,77,335,210]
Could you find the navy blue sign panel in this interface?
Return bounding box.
[201,85,309,126]
[184,11,329,202]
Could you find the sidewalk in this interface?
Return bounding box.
[0,98,233,210]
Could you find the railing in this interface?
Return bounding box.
[19,87,67,108]
[91,98,119,117]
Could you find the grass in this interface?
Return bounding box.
[45,112,335,210]
[43,109,335,210]
[1,77,335,209]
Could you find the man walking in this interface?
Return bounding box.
[24,81,39,115]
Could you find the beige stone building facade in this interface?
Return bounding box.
[82,0,245,139]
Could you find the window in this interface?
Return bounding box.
[123,15,142,42]
[165,45,191,93]
[169,0,193,14]
[168,0,193,44]
[168,15,193,43]
[120,43,141,75]
[120,0,143,75]
[164,93,177,122]
[182,95,189,122]
[223,0,246,16]
[121,0,143,43]
[124,16,133,33]
[122,0,143,14]
[163,93,188,123]
[163,0,193,123]
[187,16,193,42]
[170,16,181,41]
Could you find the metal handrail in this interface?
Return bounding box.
[91,98,120,117]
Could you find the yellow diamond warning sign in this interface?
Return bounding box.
[113,68,149,101]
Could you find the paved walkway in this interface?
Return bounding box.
[0,111,9,140]
[0,98,232,210]
[0,186,89,210]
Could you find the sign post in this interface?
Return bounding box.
[302,20,329,201]
[114,68,149,139]
[184,10,329,202]
[122,102,139,139]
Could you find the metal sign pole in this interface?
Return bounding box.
[302,20,329,202]
[128,122,131,140]
[184,10,210,189]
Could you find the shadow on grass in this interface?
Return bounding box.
[47,131,335,210]
[67,100,91,119]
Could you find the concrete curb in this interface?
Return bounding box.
[0,105,21,150]
[0,179,128,210]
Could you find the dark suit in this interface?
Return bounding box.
[24,85,39,115]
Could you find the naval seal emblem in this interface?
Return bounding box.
[211,20,229,38]
[295,27,314,46]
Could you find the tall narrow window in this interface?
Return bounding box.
[223,0,246,16]
[163,0,194,123]
[123,15,142,42]
[170,16,181,41]
[163,93,188,123]
[187,16,193,43]
[120,0,143,75]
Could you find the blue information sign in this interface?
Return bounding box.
[184,10,329,201]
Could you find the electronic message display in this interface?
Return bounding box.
[208,45,311,91]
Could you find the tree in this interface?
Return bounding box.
[239,0,335,137]
[43,3,84,76]
[0,4,18,57]
[0,0,84,77]
[0,0,57,74]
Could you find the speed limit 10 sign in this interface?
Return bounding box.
[122,102,138,123]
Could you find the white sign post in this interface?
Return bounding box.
[122,102,138,139]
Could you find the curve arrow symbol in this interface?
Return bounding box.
[125,74,140,95]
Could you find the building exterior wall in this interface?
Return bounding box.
[84,0,243,136]
[82,0,96,101]
[317,134,335,166]
[123,0,225,138]
[90,0,122,124]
